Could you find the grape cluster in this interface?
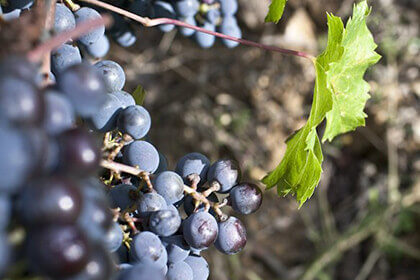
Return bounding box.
[110,0,242,49]
[0,1,259,279]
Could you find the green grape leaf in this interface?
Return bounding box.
[262,1,381,206]
[132,85,147,106]
[265,0,288,24]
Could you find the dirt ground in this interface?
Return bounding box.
[106,0,420,279]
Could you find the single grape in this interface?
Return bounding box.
[94,60,126,93]
[122,141,160,173]
[107,184,140,211]
[149,206,182,237]
[195,22,216,48]
[41,136,60,173]
[90,93,123,132]
[105,222,124,253]
[57,62,107,118]
[74,7,105,46]
[0,127,33,193]
[214,216,247,255]
[57,128,100,176]
[43,89,75,135]
[207,159,241,193]
[184,255,209,280]
[153,171,184,204]
[0,75,44,126]
[26,226,90,278]
[113,26,137,47]
[175,0,199,17]
[179,16,196,37]
[175,152,210,186]
[0,56,37,83]
[80,177,108,202]
[110,91,135,108]
[64,244,116,280]
[137,192,167,218]
[117,105,151,140]
[19,177,83,226]
[229,183,262,214]
[153,1,176,32]
[77,198,113,240]
[125,264,166,280]
[0,195,10,230]
[54,3,76,34]
[183,211,218,250]
[219,0,238,16]
[161,235,191,264]
[129,231,167,267]
[167,261,194,280]
[51,44,82,74]
[85,35,110,58]
[1,8,20,21]
[219,16,241,48]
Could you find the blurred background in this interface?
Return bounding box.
[106,0,420,279]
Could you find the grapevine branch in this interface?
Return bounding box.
[27,15,112,62]
[76,0,315,60]
[101,159,228,221]
[40,0,57,85]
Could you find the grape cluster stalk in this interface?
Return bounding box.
[0,1,264,279]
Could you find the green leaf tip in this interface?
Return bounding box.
[262,0,381,207]
[132,85,147,106]
[265,0,288,24]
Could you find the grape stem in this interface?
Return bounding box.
[101,160,229,221]
[40,0,57,86]
[27,14,112,62]
[76,0,315,60]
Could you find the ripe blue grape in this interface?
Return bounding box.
[110,91,136,108]
[0,76,44,126]
[153,171,185,204]
[74,7,105,46]
[43,89,75,135]
[0,128,33,193]
[161,235,191,264]
[19,177,83,226]
[149,206,182,236]
[206,8,221,25]
[57,62,107,118]
[26,226,90,278]
[85,35,110,58]
[229,183,262,214]
[175,152,210,185]
[220,0,238,16]
[90,93,123,132]
[137,192,167,218]
[129,231,167,267]
[122,141,160,173]
[184,255,209,280]
[179,16,196,37]
[219,16,241,48]
[214,216,246,255]
[94,60,126,93]
[1,8,21,21]
[117,105,151,140]
[108,184,139,211]
[125,264,166,280]
[77,197,113,240]
[80,177,108,202]
[167,261,194,280]
[195,22,216,48]
[51,44,82,74]
[207,159,241,193]
[175,0,199,17]
[54,3,76,34]
[183,211,218,250]
[105,222,124,253]
[153,1,176,32]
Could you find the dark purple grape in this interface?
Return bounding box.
[57,128,100,176]
[175,152,210,186]
[77,198,113,240]
[149,205,182,237]
[129,231,167,268]
[207,159,241,193]
[167,261,193,280]
[117,105,151,140]
[105,222,123,253]
[43,89,75,135]
[214,216,246,255]
[183,211,218,250]
[26,226,90,278]
[153,171,184,205]
[229,183,262,214]
[0,75,44,126]
[64,244,116,280]
[137,192,167,218]
[19,177,83,226]
[122,140,160,174]
[108,184,140,211]
[89,93,123,132]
